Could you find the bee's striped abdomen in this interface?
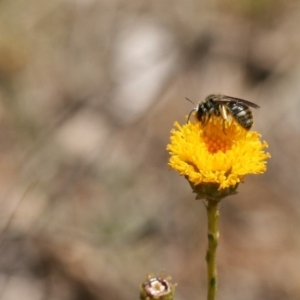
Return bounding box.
[227,102,253,129]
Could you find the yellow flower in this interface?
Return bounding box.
[167,115,270,198]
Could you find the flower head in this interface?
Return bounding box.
[167,115,270,200]
[140,273,176,300]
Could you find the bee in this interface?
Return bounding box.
[186,94,260,130]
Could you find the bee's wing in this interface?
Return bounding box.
[214,95,260,109]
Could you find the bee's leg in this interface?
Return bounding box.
[187,109,196,123]
[202,115,207,126]
[219,105,228,120]
[219,105,228,134]
[203,111,212,126]
[222,120,227,134]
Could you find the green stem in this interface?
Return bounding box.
[205,199,220,300]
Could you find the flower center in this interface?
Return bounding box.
[144,278,171,297]
[203,134,232,153]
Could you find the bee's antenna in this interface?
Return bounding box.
[185,97,195,105]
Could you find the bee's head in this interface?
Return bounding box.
[195,104,204,120]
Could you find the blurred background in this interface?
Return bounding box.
[0,0,299,299]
